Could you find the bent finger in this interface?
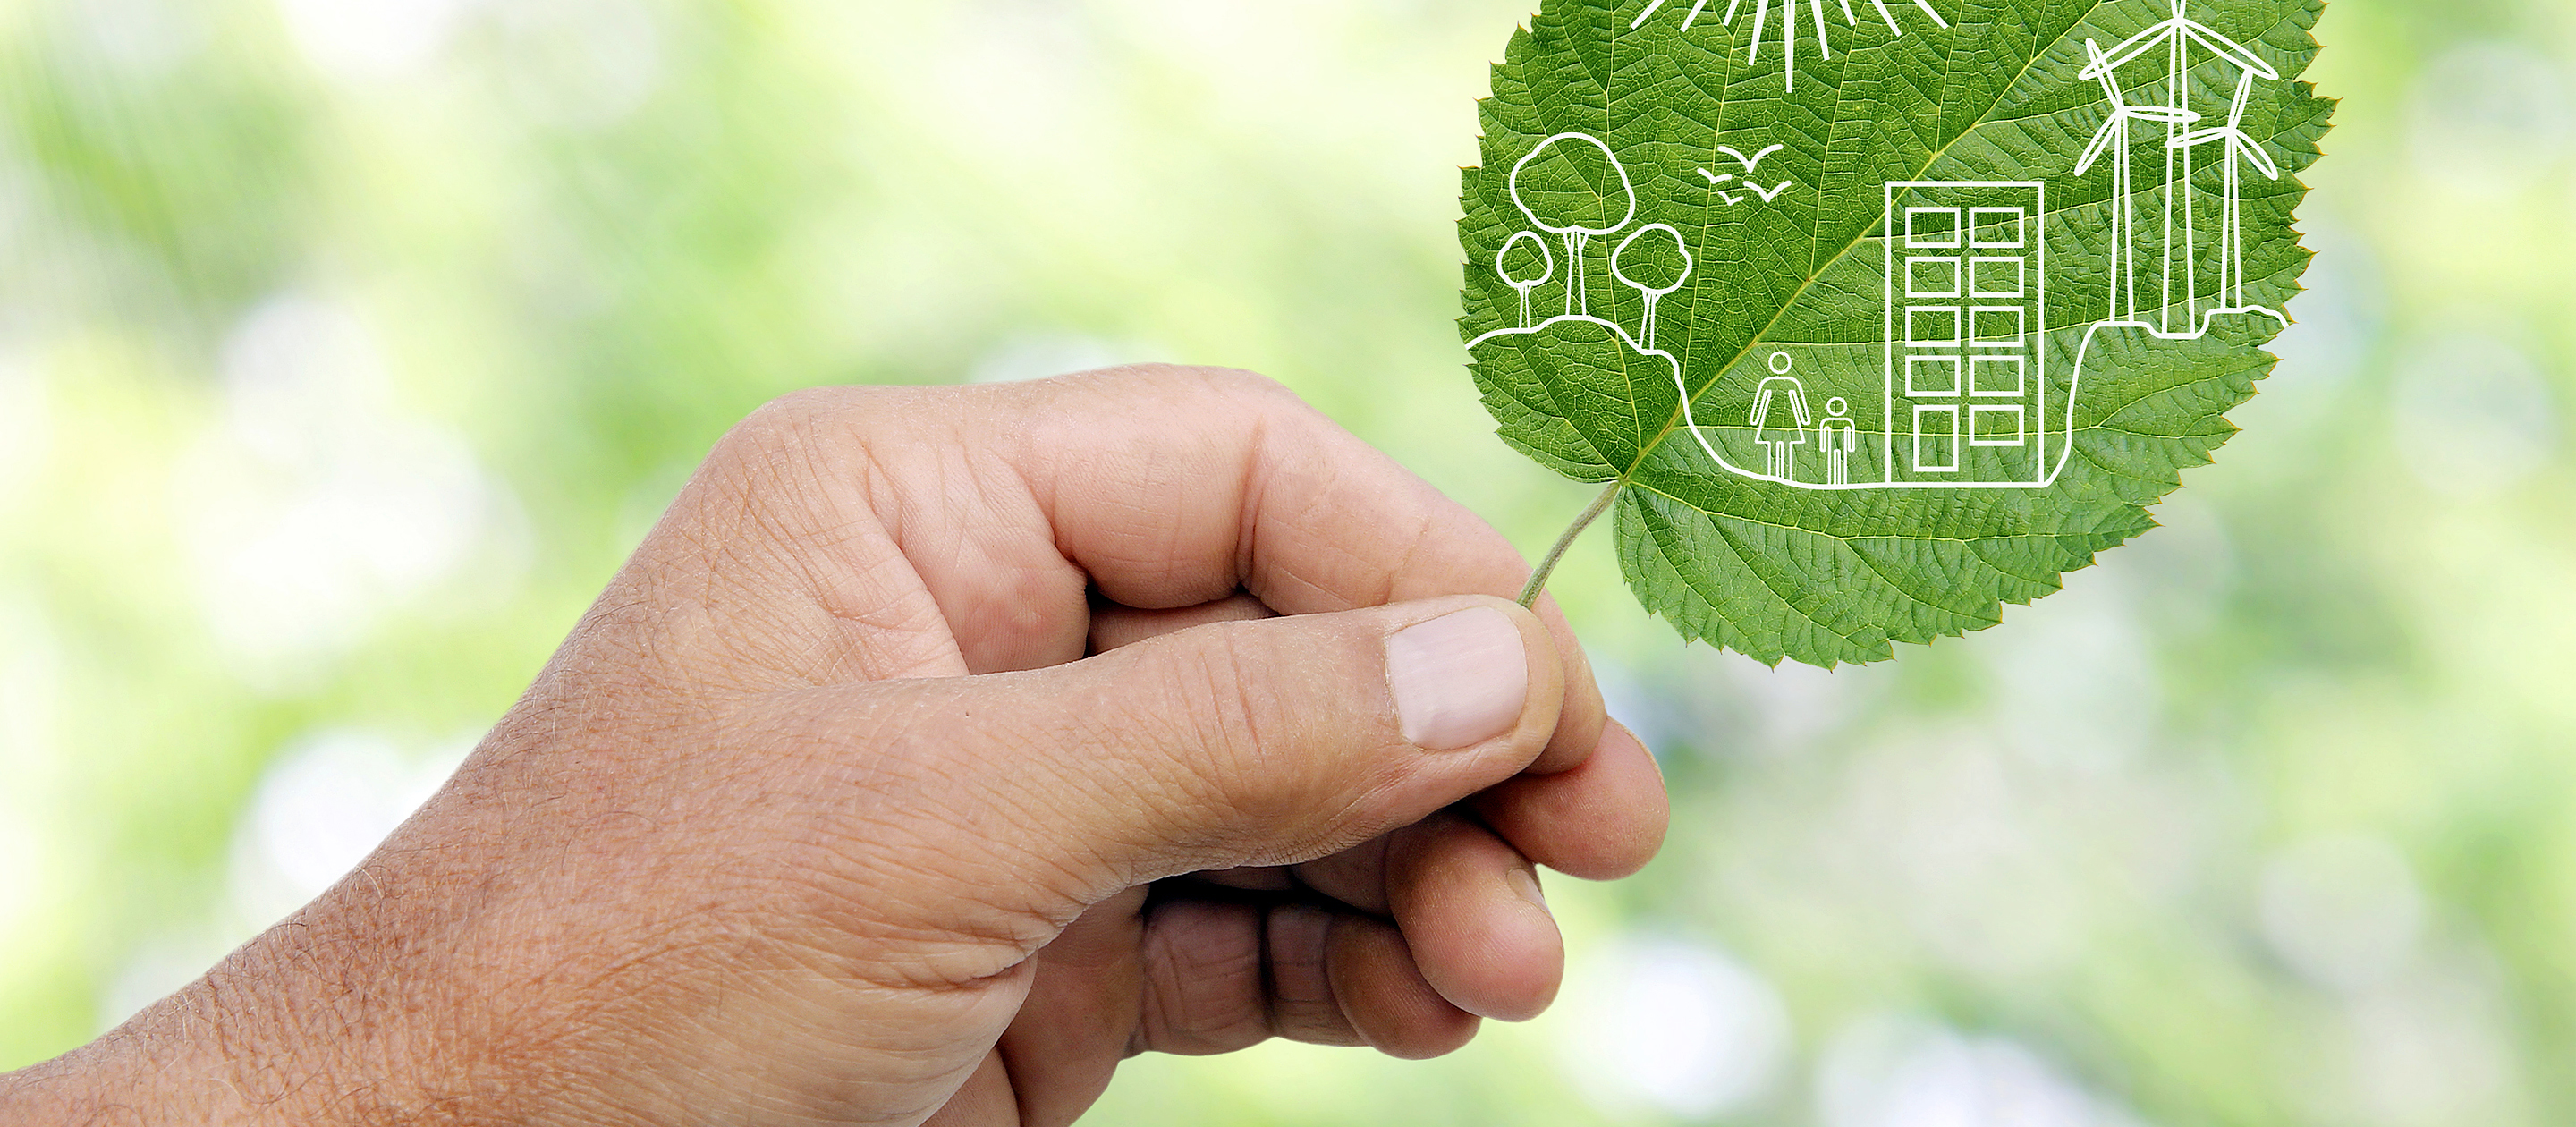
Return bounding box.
[1472,720,1669,881]
[1385,812,1563,1023]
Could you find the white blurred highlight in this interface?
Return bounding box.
[0,350,48,514]
[2407,43,2568,198]
[1820,1016,2141,1127]
[2258,834,2426,993]
[494,0,666,130]
[1555,936,1791,1119]
[2389,333,2555,499]
[275,0,483,82]
[225,728,466,928]
[175,293,513,682]
[968,332,1164,384]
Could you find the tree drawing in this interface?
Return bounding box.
[1509,132,1637,317]
[1611,222,1692,344]
[1496,231,1555,328]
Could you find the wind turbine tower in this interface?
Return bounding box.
[2076,38,2197,326]
[2082,0,2277,336]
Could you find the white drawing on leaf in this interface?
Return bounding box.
[1475,0,2295,496]
[1716,144,1784,173]
[1818,396,1860,485]
[1701,143,1790,205]
[1510,132,1638,318]
[1496,231,1556,328]
[2078,0,2281,337]
[1612,223,1694,345]
[1749,352,1813,481]
[2172,68,2282,316]
[1630,0,1949,92]
[1696,167,1747,206]
[2073,37,2199,327]
[2058,0,2290,492]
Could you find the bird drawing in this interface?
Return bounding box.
[1697,167,1748,206]
[1716,143,1784,173]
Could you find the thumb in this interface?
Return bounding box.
[790,595,1563,925]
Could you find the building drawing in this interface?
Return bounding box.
[1882,181,2049,486]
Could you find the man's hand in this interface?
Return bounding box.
[5,367,1668,1126]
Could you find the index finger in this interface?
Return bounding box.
[976,366,1608,773]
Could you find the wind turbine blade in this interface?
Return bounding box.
[1909,0,1948,30]
[2074,119,2123,175]
[2089,19,2182,77]
[1811,0,1834,57]
[1840,0,1860,26]
[1870,0,1901,32]
[1680,0,1712,30]
[1784,0,1801,88]
[2087,39,2127,104]
[2228,69,2257,126]
[1724,0,1744,22]
[1749,0,1767,61]
[2238,138,2282,179]
[1631,0,1669,30]
[2182,21,2281,80]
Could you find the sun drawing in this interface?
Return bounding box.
[1630,0,1951,90]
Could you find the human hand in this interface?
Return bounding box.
[5,368,1667,1126]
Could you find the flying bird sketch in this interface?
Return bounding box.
[1716,143,1784,173]
[1631,0,1950,91]
[1696,167,1748,205]
[1703,142,1792,203]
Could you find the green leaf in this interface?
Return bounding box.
[1462,0,2332,666]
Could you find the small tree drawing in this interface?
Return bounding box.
[1496,231,1555,328]
[1611,222,1692,344]
[1510,132,1637,318]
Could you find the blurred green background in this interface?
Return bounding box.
[0,0,2565,1123]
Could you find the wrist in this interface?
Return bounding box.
[3,907,450,1126]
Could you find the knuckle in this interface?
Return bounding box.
[717,387,862,466]
[1105,363,1305,418]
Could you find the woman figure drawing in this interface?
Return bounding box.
[1750,351,1812,482]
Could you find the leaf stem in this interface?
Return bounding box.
[1517,481,1622,608]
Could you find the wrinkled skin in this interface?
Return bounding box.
[2,368,1668,1126]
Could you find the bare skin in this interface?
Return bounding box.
[0,367,1669,1126]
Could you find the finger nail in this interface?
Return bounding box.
[1386,606,1530,750]
[1506,867,1549,914]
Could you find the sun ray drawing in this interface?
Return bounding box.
[1630,0,1949,90]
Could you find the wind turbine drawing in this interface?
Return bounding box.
[2078,0,2277,335]
[1630,0,1949,92]
[2170,69,2283,318]
[2072,37,2199,326]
